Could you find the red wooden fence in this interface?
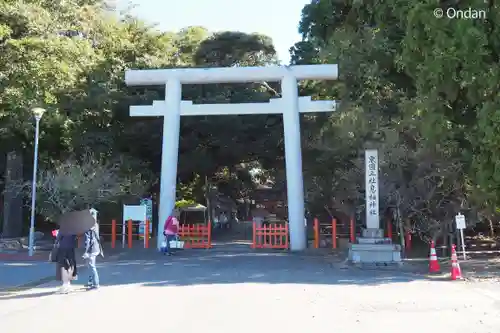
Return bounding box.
[178,224,212,249]
[313,218,337,249]
[252,222,289,249]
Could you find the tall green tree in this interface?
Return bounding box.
[291,0,500,238]
[0,0,287,228]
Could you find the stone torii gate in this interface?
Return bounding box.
[125,64,338,251]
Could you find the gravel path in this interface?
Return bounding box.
[1,250,499,333]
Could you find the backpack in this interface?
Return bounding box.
[89,228,104,258]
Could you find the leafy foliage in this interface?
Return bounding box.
[292,0,500,238]
[2,0,500,242]
[7,154,150,222]
[0,0,284,228]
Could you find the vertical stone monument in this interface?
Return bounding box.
[348,149,401,264]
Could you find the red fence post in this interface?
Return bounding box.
[252,222,256,248]
[193,225,197,248]
[405,232,412,252]
[144,220,149,249]
[263,224,268,247]
[186,225,190,248]
[350,217,355,243]
[313,218,319,248]
[332,218,337,249]
[207,221,212,248]
[387,218,393,239]
[127,219,133,249]
[178,225,184,248]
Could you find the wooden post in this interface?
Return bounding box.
[405,232,412,251]
[111,219,116,249]
[127,219,133,249]
[313,218,319,248]
[207,220,212,248]
[387,218,393,239]
[263,223,267,247]
[144,220,149,249]
[252,222,256,249]
[350,217,355,243]
[332,218,337,249]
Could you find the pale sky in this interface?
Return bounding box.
[117,0,310,64]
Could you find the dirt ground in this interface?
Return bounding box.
[2,248,500,333]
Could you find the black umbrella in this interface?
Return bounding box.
[57,210,96,235]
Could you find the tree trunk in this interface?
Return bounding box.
[2,151,23,238]
[487,217,495,238]
[396,207,406,257]
[204,175,212,223]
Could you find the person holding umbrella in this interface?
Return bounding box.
[54,231,78,294]
[55,209,97,294]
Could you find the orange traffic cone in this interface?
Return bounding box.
[450,244,462,280]
[429,241,441,273]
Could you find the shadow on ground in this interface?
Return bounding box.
[0,244,448,301]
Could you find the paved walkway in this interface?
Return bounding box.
[0,247,125,291]
[1,250,500,332]
[0,261,54,290]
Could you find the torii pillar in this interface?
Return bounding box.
[125,65,338,251]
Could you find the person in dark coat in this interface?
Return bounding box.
[55,233,78,294]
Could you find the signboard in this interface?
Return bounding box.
[122,205,147,248]
[123,205,147,221]
[455,213,466,229]
[138,198,153,238]
[365,149,380,229]
[455,213,467,260]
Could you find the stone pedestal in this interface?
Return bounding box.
[363,228,383,238]
[348,228,402,264]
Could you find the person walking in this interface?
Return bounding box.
[55,232,78,294]
[83,223,103,290]
[162,209,180,256]
[220,211,229,229]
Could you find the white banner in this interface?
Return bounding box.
[365,149,380,229]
